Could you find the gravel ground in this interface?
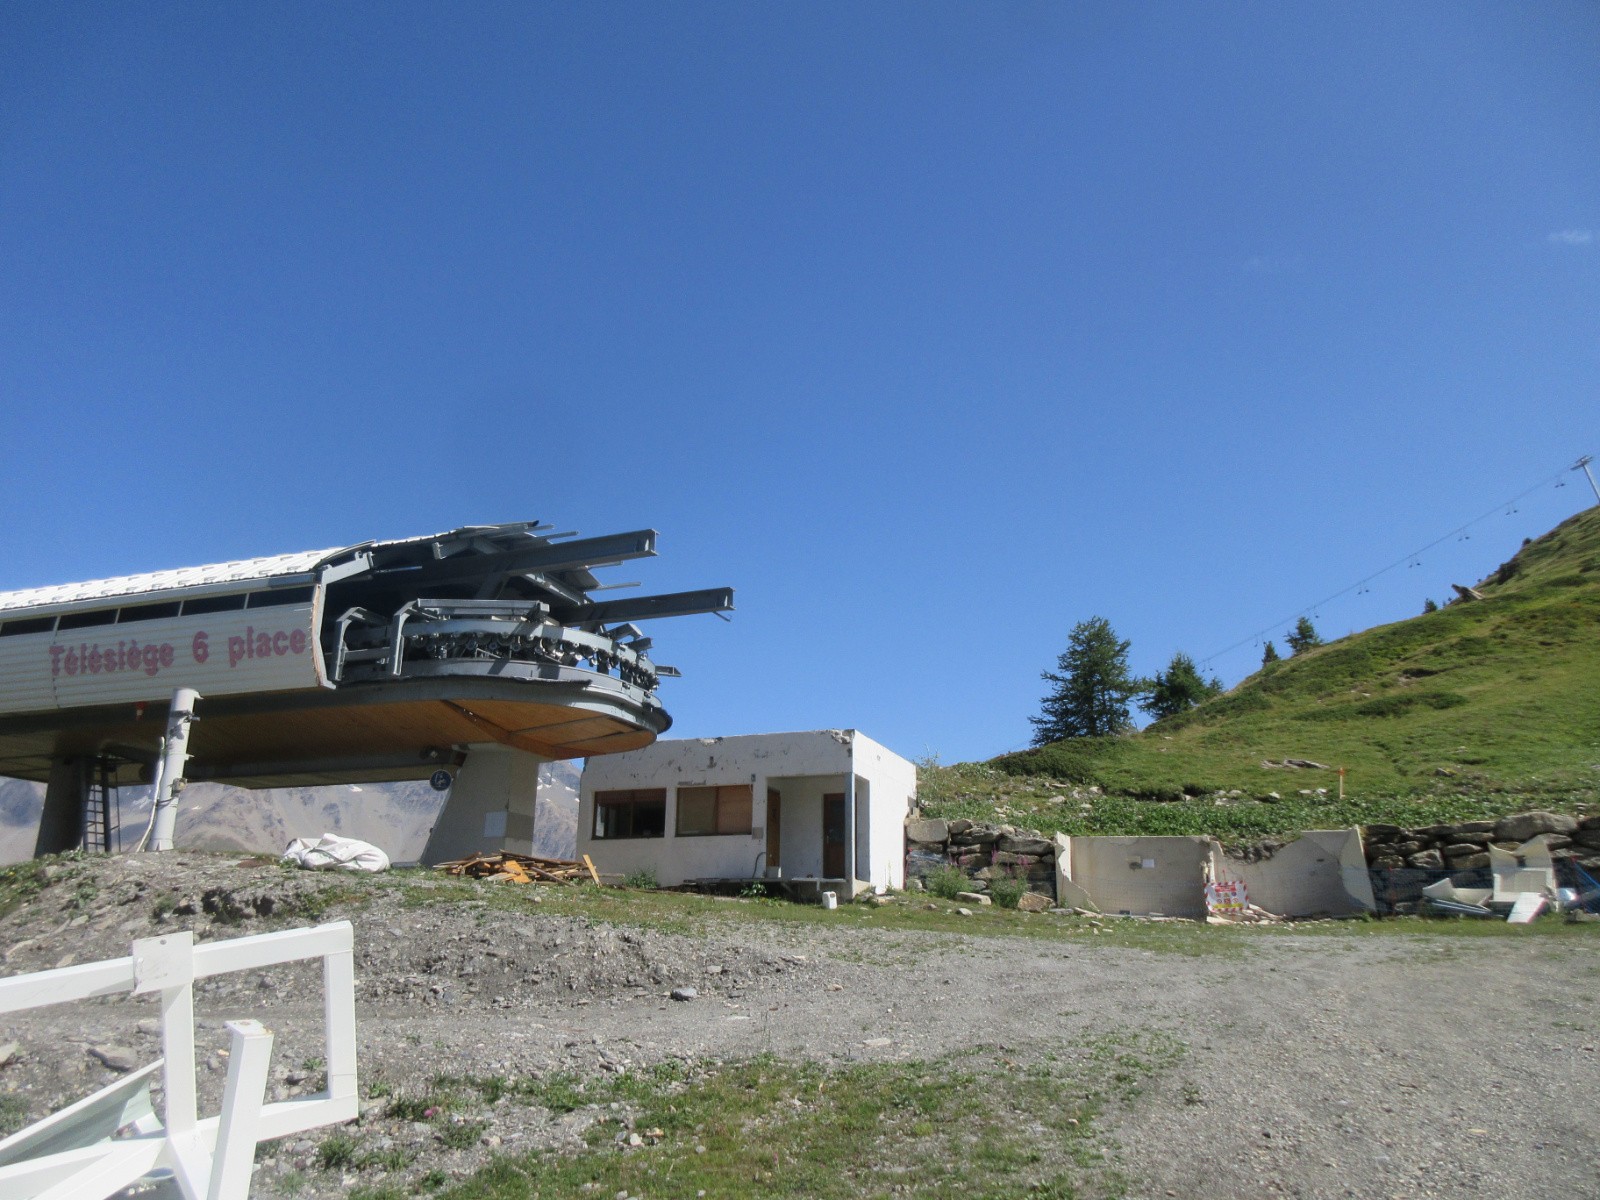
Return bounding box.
[1,854,1596,1200]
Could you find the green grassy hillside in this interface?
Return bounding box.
[924,506,1600,838]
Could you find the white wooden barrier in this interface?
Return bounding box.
[0,921,358,1200]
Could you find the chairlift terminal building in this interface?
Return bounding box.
[0,522,732,861]
[579,731,917,897]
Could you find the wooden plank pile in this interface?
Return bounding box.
[433,851,601,886]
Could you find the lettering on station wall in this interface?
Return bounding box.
[48,626,310,680]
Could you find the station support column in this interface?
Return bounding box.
[420,744,543,865]
[34,758,89,857]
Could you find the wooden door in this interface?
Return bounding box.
[766,788,781,869]
[823,792,846,878]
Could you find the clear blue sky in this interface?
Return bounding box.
[2,2,1596,764]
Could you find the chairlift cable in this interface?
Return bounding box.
[1195,454,1591,670]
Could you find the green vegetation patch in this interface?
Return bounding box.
[917,759,1550,842]
[435,1034,1185,1200]
[404,875,1249,955]
[0,1093,30,1138]
[0,860,53,921]
[992,508,1600,808]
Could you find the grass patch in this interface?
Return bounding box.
[438,1119,487,1151]
[917,763,1568,843]
[519,883,1253,954]
[316,1133,360,1171]
[0,1093,30,1138]
[359,1146,415,1172]
[0,860,53,921]
[1282,912,1600,941]
[431,1036,1180,1200]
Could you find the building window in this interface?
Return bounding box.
[676,784,753,836]
[593,789,666,839]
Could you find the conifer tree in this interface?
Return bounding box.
[1285,616,1322,655]
[1142,651,1223,721]
[1261,641,1280,665]
[1030,617,1138,744]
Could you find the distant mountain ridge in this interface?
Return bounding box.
[0,761,581,864]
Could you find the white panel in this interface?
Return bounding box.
[0,633,60,713]
[0,606,320,716]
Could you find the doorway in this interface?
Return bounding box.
[766,788,781,870]
[822,792,846,878]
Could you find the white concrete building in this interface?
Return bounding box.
[578,730,916,896]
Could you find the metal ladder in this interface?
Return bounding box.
[80,756,121,854]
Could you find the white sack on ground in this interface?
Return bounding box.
[283,833,390,872]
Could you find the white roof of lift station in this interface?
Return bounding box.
[0,548,338,617]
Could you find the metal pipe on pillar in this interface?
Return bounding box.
[147,687,201,852]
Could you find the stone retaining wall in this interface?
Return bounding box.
[1362,810,1600,875]
[903,809,1598,916]
[903,817,1056,899]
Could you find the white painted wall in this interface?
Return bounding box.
[579,730,916,893]
[1209,830,1375,916]
[1061,835,1212,918]
[851,731,917,891]
[1059,829,1377,918]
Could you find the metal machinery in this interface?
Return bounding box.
[0,522,732,856]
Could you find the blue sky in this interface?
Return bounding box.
[2,2,1596,763]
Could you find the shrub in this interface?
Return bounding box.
[620,868,658,890]
[987,871,1026,910]
[924,864,969,900]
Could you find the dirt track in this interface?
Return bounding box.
[1,855,1596,1199]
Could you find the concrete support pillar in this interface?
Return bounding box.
[420,744,543,866]
[35,757,89,857]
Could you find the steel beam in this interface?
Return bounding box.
[572,587,735,625]
[382,530,658,586]
[186,750,458,783]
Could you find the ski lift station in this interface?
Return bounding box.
[0,522,732,864]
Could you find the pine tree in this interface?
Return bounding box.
[1261,641,1280,665]
[1285,616,1322,655]
[1030,617,1139,744]
[1142,651,1222,721]
[1422,598,1438,614]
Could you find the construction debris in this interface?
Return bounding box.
[1204,902,1288,926]
[433,851,600,885]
